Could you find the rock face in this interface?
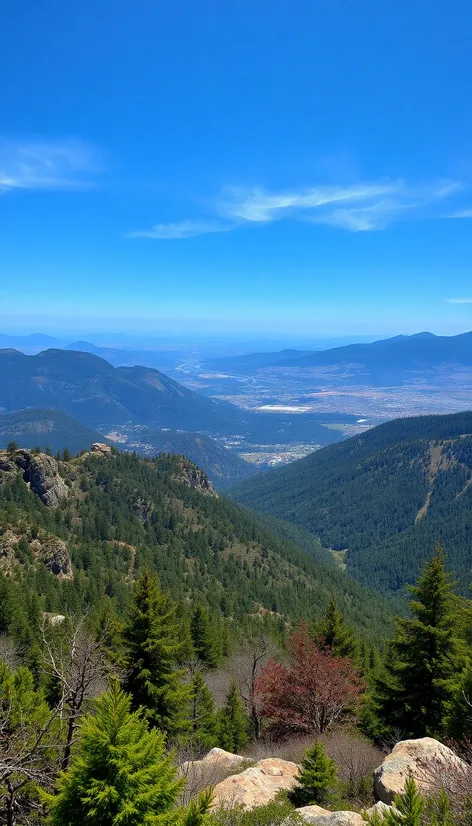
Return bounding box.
[295,806,332,824]
[14,450,68,506]
[172,458,216,496]
[38,538,73,579]
[364,802,394,820]
[374,738,467,804]
[91,442,112,455]
[212,757,298,810]
[181,747,247,777]
[201,748,247,769]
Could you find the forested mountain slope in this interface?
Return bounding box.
[0,348,238,431]
[231,411,472,595]
[0,408,256,488]
[0,409,109,454]
[0,445,389,640]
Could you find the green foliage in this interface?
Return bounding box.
[217,679,249,753]
[191,604,219,669]
[314,599,357,659]
[209,799,301,826]
[289,742,337,806]
[0,448,392,660]
[232,411,472,596]
[46,681,204,826]
[188,671,218,753]
[0,662,60,824]
[372,546,464,738]
[445,658,472,739]
[372,777,424,826]
[122,569,188,736]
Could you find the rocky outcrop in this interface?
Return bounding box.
[295,806,332,824]
[181,747,247,778]
[374,738,467,804]
[172,458,216,496]
[212,757,298,809]
[38,538,73,579]
[91,442,112,455]
[364,802,394,820]
[14,450,68,506]
[200,748,247,769]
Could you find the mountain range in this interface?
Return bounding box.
[205,331,472,384]
[231,410,472,596]
[0,348,237,432]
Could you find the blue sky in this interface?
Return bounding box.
[1,0,472,337]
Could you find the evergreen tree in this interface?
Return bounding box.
[374,545,463,738]
[446,658,472,739]
[47,681,212,826]
[315,599,357,659]
[190,604,219,669]
[188,671,218,753]
[122,569,188,736]
[217,679,249,753]
[289,742,337,806]
[375,777,424,826]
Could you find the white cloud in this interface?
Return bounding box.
[129,176,466,239]
[447,298,472,304]
[0,138,102,193]
[218,181,403,223]
[127,219,234,239]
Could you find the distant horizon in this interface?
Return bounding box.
[1,325,472,350]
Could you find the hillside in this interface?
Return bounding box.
[0,445,390,639]
[0,348,240,432]
[111,425,258,487]
[205,331,472,384]
[0,407,256,488]
[0,409,108,454]
[231,411,472,595]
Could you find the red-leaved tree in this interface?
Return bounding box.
[254,623,364,735]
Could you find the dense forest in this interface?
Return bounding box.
[231,412,472,594]
[0,444,390,651]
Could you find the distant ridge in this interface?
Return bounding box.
[231,410,472,595]
[205,331,472,383]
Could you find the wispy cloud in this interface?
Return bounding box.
[447,298,472,304]
[0,138,103,193]
[127,219,234,240]
[447,209,472,218]
[129,177,466,239]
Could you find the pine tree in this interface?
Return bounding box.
[190,604,219,669]
[217,679,249,753]
[289,742,337,806]
[122,569,188,736]
[380,777,424,826]
[315,599,357,659]
[446,658,472,739]
[47,681,212,826]
[374,545,464,738]
[188,671,218,753]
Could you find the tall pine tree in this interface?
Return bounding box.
[374,545,463,738]
[122,569,187,736]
